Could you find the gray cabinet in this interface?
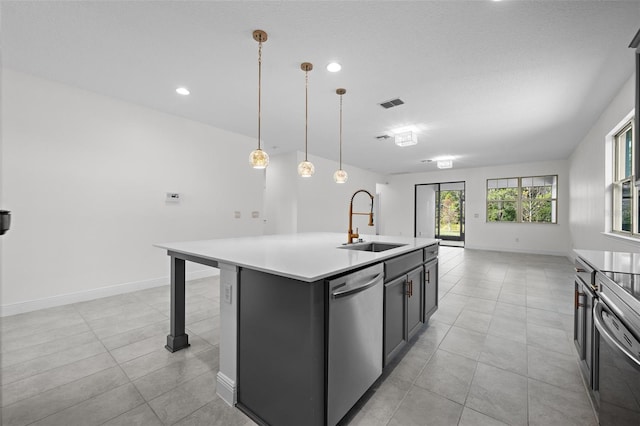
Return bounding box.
[384,275,407,364]
[383,248,432,365]
[407,267,424,338]
[573,257,597,393]
[424,258,438,320]
[384,266,424,365]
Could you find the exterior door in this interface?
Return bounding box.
[415,182,465,245]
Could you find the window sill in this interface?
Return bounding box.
[601,231,640,246]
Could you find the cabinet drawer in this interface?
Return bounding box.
[575,257,595,288]
[423,244,438,263]
[385,250,423,282]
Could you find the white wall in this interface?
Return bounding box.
[1,70,266,313]
[263,151,298,235]
[379,160,571,256]
[568,75,640,253]
[415,184,437,238]
[264,151,385,235]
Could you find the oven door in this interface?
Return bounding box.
[593,299,640,425]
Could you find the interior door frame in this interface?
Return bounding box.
[414,181,466,243]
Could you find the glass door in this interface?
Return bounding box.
[415,182,465,246]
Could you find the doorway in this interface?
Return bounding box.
[415,182,465,247]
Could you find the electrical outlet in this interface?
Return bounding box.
[234,211,241,219]
[251,211,260,218]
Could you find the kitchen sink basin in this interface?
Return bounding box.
[338,242,407,252]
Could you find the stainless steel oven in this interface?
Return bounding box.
[593,272,640,425]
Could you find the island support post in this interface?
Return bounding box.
[163,251,238,405]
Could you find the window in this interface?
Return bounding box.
[487,175,558,223]
[612,121,636,234]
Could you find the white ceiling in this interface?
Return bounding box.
[2,1,640,174]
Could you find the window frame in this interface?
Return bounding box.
[486,175,558,224]
[611,119,636,236]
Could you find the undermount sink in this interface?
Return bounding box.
[338,242,407,252]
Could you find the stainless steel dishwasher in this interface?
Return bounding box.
[327,263,384,426]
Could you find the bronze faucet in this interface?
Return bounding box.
[348,189,374,244]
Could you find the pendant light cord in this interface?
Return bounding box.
[257,39,262,151]
[339,93,343,169]
[305,69,309,161]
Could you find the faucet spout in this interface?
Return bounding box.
[348,189,375,244]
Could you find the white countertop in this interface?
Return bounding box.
[155,232,439,282]
[575,249,640,275]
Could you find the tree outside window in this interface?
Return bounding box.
[439,190,460,235]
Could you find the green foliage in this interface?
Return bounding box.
[438,190,461,233]
[521,185,552,223]
[487,183,554,223]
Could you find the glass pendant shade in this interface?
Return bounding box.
[298,160,315,177]
[249,148,269,169]
[333,169,348,183]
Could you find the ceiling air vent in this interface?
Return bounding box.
[379,98,404,109]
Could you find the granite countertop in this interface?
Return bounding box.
[574,249,640,275]
[155,232,439,282]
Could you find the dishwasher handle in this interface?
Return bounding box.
[593,299,640,369]
[331,272,384,299]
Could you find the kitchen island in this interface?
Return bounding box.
[155,232,439,426]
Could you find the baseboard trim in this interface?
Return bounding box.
[216,371,237,406]
[0,268,220,317]
[463,244,568,257]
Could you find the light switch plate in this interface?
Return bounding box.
[234,211,241,219]
[166,192,180,203]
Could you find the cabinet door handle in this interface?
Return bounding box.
[575,267,586,273]
[574,290,584,309]
[426,269,430,284]
[406,279,413,297]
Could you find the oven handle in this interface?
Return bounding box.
[593,299,640,369]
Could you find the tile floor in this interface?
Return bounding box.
[0,247,597,425]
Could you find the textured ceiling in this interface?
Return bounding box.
[2,1,640,174]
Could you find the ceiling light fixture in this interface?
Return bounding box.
[394,131,418,147]
[327,62,342,72]
[298,62,315,178]
[437,160,453,169]
[249,29,269,169]
[334,88,348,184]
[176,87,190,95]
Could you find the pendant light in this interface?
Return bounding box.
[334,88,348,184]
[297,62,315,177]
[249,30,269,169]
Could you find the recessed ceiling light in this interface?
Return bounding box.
[176,87,190,95]
[326,62,342,72]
